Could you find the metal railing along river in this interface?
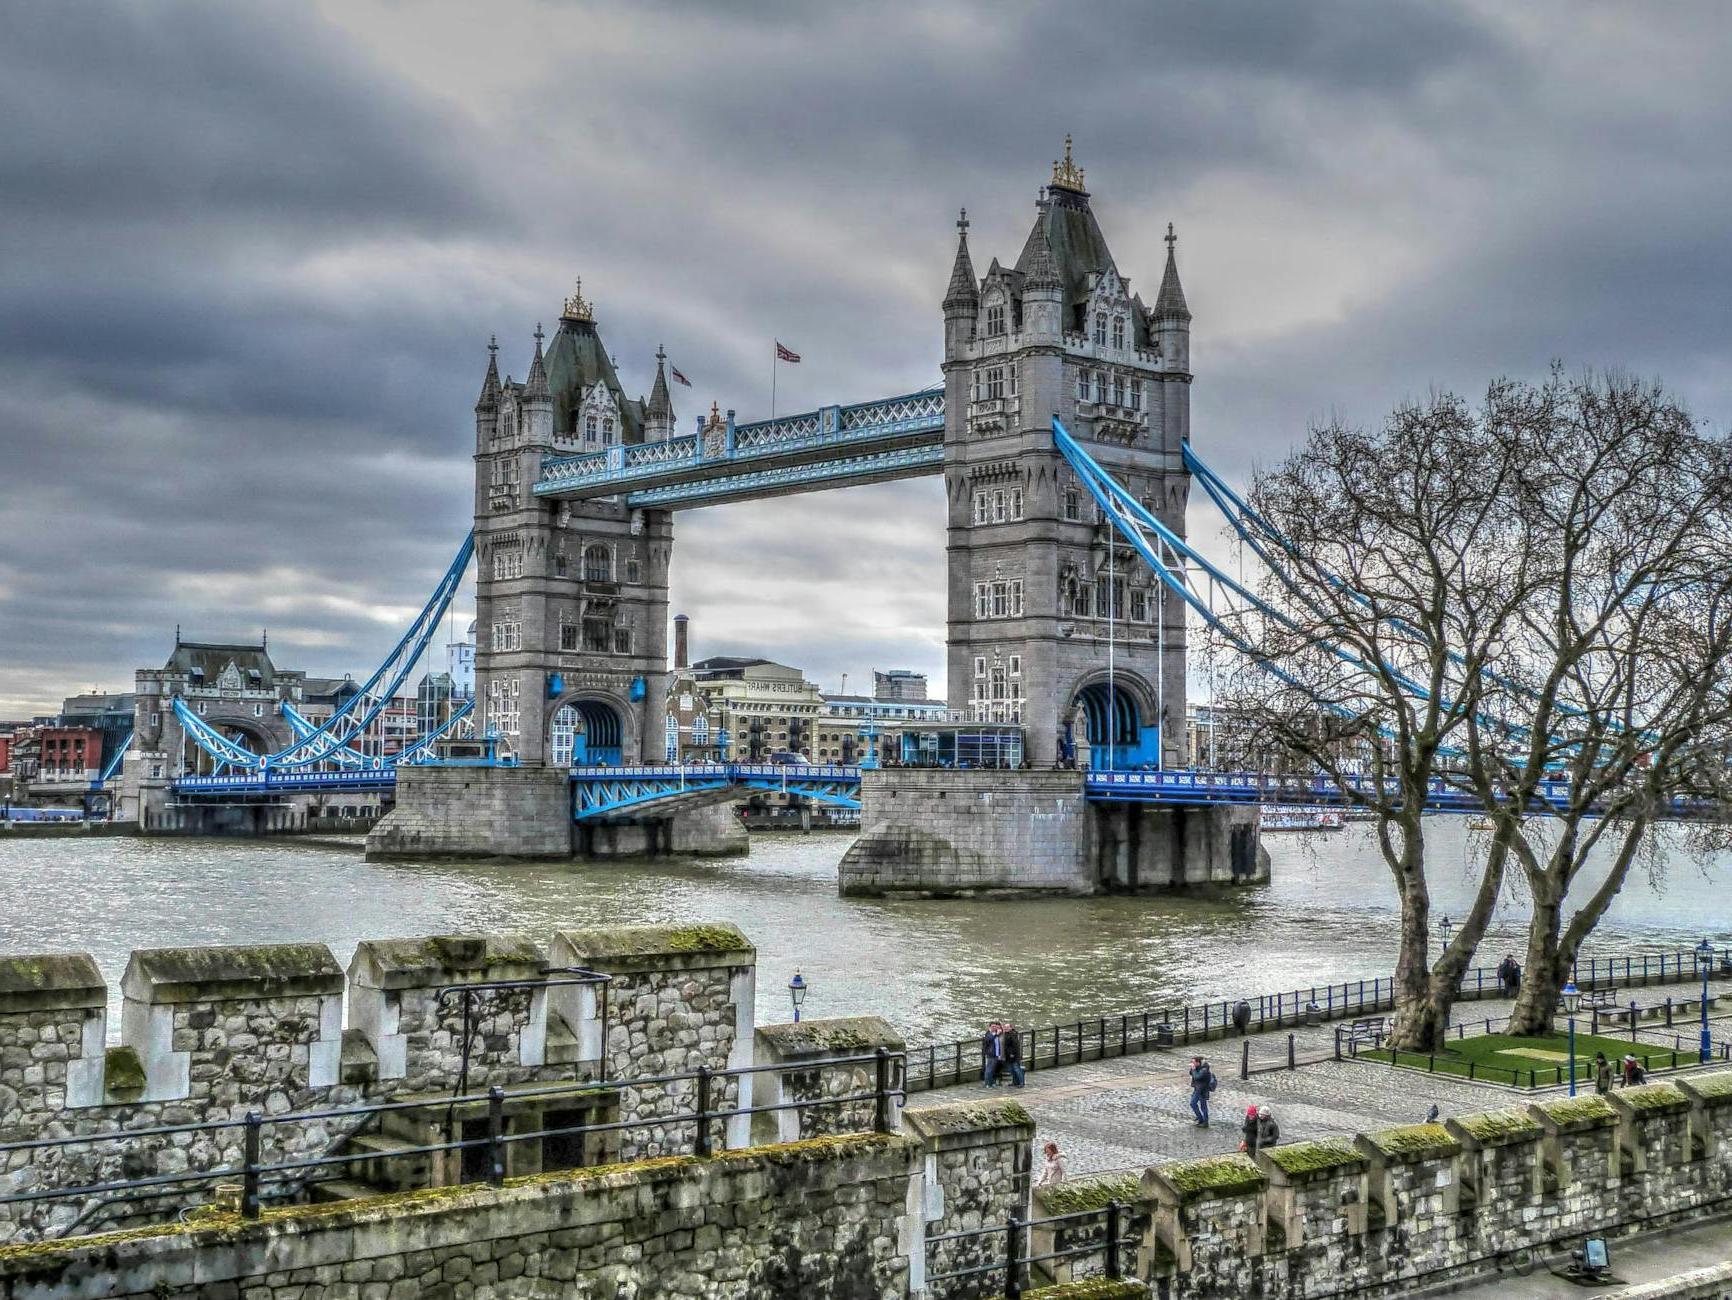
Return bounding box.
[905,942,1732,1092]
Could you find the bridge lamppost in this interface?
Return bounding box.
[1562,980,1581,1096]
[789,970,807,1024]
[1697,938,1715,1065]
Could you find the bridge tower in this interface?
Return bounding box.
[942,140,1189,768]
[471,283,674,768]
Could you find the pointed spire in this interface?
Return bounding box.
[524,323,550,398]
[647,343,673,422]
[943,207,979,311]
[1155,223,1190,322]
[475,334,501,410]
[1020,223,1061,293]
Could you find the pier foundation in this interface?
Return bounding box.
[837,768,1268,897]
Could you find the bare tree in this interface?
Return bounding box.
[1461,372,1732,1033]
[1206,390,1536,1049]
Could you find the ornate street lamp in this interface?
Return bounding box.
[789,970,808,1024]
[1437,915,1454,950]
[1697,938,1715,1065]
[1561,980,1582,1096]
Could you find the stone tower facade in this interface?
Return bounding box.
[471,283,675,767]
[942,142,1190,768]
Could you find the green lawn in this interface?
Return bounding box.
[1363,1030,1693,1088]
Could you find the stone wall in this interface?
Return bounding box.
[752,1016,904,1146]
[0,924,759,1242]
[1135,1075,1732,1298]
[905,1097,1035,1298]
[0,1133,921,1300]
[367,765,573,860]
[551,923,756,1157]
[841,770,1268,897]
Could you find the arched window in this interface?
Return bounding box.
[693,715,709,744]
[585,416,598,442]
[551,705,580,766]
[986,302,1006,337]
[1093,313,1107,345]
[583,544,612,583]
[603,417,615,445]
[1111,317,1125,349]
[665,714,679,761]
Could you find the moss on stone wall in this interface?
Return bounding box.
[1537,1094,1618,1129]
[1616,1082,1689,1115]
[1363,1123,1460,1162]
[1451,1107,1543,1146]
[1038,1171,1142,1215]
[103,1045,145,1097]
[905,1096,1033,1137]
[1264,1139,1365,1179]
[1158,1154,1265,1203]
[1682,1070,1732,1104]
[1024,1280,1147,1299]
[665,925,753,953]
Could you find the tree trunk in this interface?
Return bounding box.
[1507,884,1567,1035]
[1386,834,1445,1050]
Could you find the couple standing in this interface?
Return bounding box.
[982,1020,1026,1087]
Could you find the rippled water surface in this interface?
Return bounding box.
[0,822,1724,1043]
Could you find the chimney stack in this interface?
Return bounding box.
[674,614,690,670]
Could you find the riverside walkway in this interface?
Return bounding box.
[905,970,1732,1178]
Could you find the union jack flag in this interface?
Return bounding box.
[775,341,801,363]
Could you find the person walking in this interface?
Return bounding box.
[1188,1055,1216,1127]
[1594,1052,1613,1096]
[1002,1020,1025,1087]
[1621,1054,1646,1087]
[1034,1140,1066,1188]
[1232,1000,1253,1036]
[981,1022,1003,1087]
[1239,1105,1262,1157]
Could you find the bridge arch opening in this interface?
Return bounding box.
[550,699,623,767]
[180,716,281,776]
[1067,674,1160,770]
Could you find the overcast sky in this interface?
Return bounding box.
[2,1,1729,716]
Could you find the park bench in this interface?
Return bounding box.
[1346,1017,1387,1048]
[1559,987,1619,1012]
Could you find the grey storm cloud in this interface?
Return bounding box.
[2,1,1730,714]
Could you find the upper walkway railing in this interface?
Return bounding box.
[534,388,944,507]
[570,761,863,819]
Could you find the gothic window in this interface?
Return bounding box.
[583,544,612,583]
[490,621,522,651]
[626,559,641,584]
[1112,317,1126,349]
[1130,381,1142,411]
[974,583,990,618]
[555,553,568,577]
[973,491,989,525]
[1009,654,1022,677]
[974,656,987,678]
[693,715,709,744]
[1010,579,1024,616]
[1093,371,1105,404]
[1064,487,1081,521]
[550,704,579,764]
[603,417,615,445]
[1131,589,1149,622]
[986,302,1006,337]
[1094,313,1107,346]
[1076,370,1089,402]
[992,490,1007,523]
[665,715,678,760]
[1010,487,1024,520]
[582,617,611,652]
[1009,365,1019,397]
[585,416,598,443]
[613,627,632,654]
[492,549,523,581]
[1095,577,1109,618]
[560,624,579,652]
[1112,374,1125,407]
[985,366,1004,400]
[991,582,1008,618]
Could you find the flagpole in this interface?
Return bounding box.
[771,345,777,420]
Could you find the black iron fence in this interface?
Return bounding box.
[0,1049,906,1238]
[906,943,1732,1092]
[926,1201,1132,1298]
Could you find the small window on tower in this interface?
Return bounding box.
[1064,487,1081,521]
[1094,313,1107,345]
[986,303,1006,337]
[626,559,641,584]
[585,416,598,442]
[1076,370,1089,402]
[560,625,579,651]
[985,366,1004,400]
[1112,317,1125,349]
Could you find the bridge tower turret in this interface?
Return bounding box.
[471,283,673,769]
[942,140,1189,769]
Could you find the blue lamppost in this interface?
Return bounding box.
[789,970,807,1024]
[1697,938,1715,1065]
[1562,980,1581,1097]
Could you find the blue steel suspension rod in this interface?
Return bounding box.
[172,699,269,767]
[96,732,132,785]
[267,532,475,768]
[1183,443,1610,744]
[279,703,369,768]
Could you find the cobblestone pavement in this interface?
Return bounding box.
[906,974,1732,1178]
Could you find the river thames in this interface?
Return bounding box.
[1,822,1723,1043]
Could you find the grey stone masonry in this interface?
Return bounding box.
[905,1096,1035,1297]
[366,764,573,859]
[841,769,1268,896]
[346,933,554,1093]
[1129,1074,1732,1298]
[0,953,107,1124]
[552,922,757,1157]
[752,1015,904,1146]
[0,1132,921,1300]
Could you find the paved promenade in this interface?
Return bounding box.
[906,974,1732,1178]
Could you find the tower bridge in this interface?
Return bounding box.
[121,144,1269,891]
